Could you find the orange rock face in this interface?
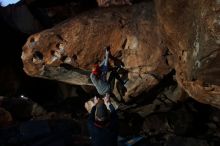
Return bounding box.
[96,0,132,7]
[22,2,171,101]
[155,0,220,108]
[22,0,220,107]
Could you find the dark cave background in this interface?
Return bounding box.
[0,0,98,102]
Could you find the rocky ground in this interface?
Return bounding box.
[1,86,220,146]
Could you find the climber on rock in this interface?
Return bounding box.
[90,46,127,98]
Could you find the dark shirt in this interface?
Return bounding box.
[88,104,118,146]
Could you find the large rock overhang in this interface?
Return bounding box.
[22,1,171,101]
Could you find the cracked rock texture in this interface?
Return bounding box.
[22,0,220,107]
[22,1,171,102]
[155,0,220,108]
[96,0,132,7]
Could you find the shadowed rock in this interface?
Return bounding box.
[155,0,220,108]
[22,0,220,107]
[22,1,171,101]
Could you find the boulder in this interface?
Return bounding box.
[21,0,220,107]
[155,0,220,108]
[22,1,171,101]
